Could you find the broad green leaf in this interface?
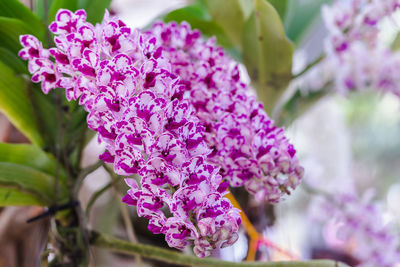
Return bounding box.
[0,0,45,42]
[0,162,68,206]
[0,143,66,181]
[284,0,331,45]
[0,142,68,206]
[242,0,294,114]
[49,0,78,22]
[0,187,42,206]
[0,17,36,54]
[0,61,44,146]
[267,0,288,20]
[0,47,27,74]
[204,0,252,50]
[84,0,111,24]
[163,4,235,50]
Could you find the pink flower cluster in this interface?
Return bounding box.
[19,8,305,256]
[148,22,304,203]
[310,192,400,267]
[19,9,241,257]
[305,0,400,96]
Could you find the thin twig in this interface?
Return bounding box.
[103,164,143,267]
[85,177,120,218]
[69,158,103,266]
[73,160,103,196]
[293,55,325,79]
[116,192,143,267]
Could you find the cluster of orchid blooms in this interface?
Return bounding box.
[305,0,400,97]
[310,192,400,267]
[18,0,400,263]
[305,0,400,265]
[19,9,303,256]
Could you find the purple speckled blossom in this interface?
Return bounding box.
[302,0,400,97]
[19,7,306,256]
[310,191,400,267]
[19,9,241,257]
[18,35,57,94]
[149,22,304,203]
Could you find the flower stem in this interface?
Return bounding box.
[85,176,120,218]
[102,163,143,266]
[293,55,325,79]
[73,160,103,196]
[89,230,349,267]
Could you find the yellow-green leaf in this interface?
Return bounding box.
[0,143,66,181]
[0,162,68,206]
[204,0,252,50]
[391,32,400,51]
[163,4,235,50]
[0,187,43,206]
[242,0,293,114]
[0,61,44,146]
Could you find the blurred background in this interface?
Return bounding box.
[0,0,399,266]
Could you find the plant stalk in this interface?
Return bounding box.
[89,230,350,267]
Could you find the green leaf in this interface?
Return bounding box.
[34,0,54,23]
[0,143,66,181]
[163,4,236,51]
[83,0,111,24]
[267,0,288,20]
[0,61,44,146]
[0,187,42,206]
[204,0,252,50]
[242,0,294,114]
[49,0,78,22]
[284,0,331,45]
[37,0,110,24]
[0,17,37,54]
[0,143,69,206]
[0,162,68,206]
[0,47,27,74]
[0,0,45,42]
